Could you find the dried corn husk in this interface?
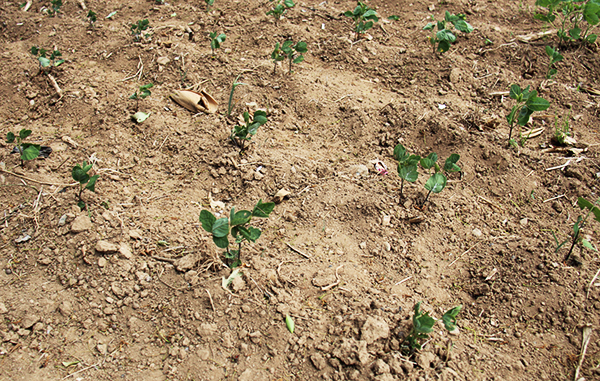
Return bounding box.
[170,89,218,114]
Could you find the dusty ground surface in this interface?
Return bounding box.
[1,0,600,380]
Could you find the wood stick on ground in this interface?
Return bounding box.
[46,74,63,99]
[546,159,572,171]
[61,362,101,380]
[394,276,412,286]
[286,242,311,259]
[78,0,86,10]
[206,289,215,312]
[573,325,593,381]
[0,168,77,187]
[586,268,600,299]
[543,194,565,203]
[321,264,344,291]
[151,256,175,264]
[22,1,31,11]
[447,240,484,267]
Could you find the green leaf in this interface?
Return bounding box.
[85,175,99,192]
[413,302,435,334]
[569,27,581,40]
[582,239,597,251]
[252,199,275,217]
[578,197,600,223]
[424,173,447,193]
[423,22,435,30]
[398,164,418,182]
[131,112,150,123]
[200,210,216,232]
[509,84,522,100]
[285,315,295,333]
[526,96,550,111]
[38,57,51,67]
[77,200,86,210]
[436,29,456,43]
[517,106,533,126]
[292,55,304,64]
[420,153,438,170]
[247,226,261,242]
[231,210,252,226]
[283,0,294,8]
[212,218,230,238]
[213,235,229,249]
[506,106,518,125]
[453,19,473,33]
[584,2,600,25]
[6,132,15,143]
[72,166,90,184]
[295,41,308,53]
[443,154,461,172]
[406,154,421,165]
[19,129,32,140]
[587,34,597,43]
[388,15,399,21]
[393,144,408,162]
[442,305,462,332]
[437,40,451,53]
[21,145,40,161]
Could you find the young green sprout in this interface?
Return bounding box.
[393,144,421,199]
[545,45,563,79]
[31,46,65,73]
[420,153,460,207]
[131,19,150,42]
[87,10,97,27]
[534,0,600,46]
[200,199,275,268]
[272,40,307,74]
[6,129,41,167]
[266,0,295,23]
[231,110,268,151]
[209,32,226,56]
[46,0,62,16]
[553,197,600,265]
[227,74,246,117]
[204,0,215,12]
[423,11,473,54]
[506,84,550,147]
[129,83,153,111]
[72,161,99,210]
[402,302,462,355]
[344,1,378,41]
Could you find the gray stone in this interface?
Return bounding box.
[71,215,92,233]
[373,359,390,375]
[361,316,389,344]
[311,353,327,370]
[22,314,39,329]
[174,254,198,272]
[417,351,437,369]
[0,302,7,314]
[119,243,133,259]
[95,240,118,253]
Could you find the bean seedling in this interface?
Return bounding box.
[267,0,295,23]
[87,10,97,27]
[423,11,473,54]
[553,197,600,264]
[130,83,153,112]
[131,19,150,42]
[344,1,378,41]
[46,0,62,16]
[200,199,275,268]
[420,153,461,207]
[227,74,246,117]
[534,0,600,46]
[204,0,215,12]
[545,45,563,79]
[272,40,307,74]
[506,84,550,146]
[209,32,226,56]
[72,161,99,210]
[31,46,65,72]
[393,144,421,199]
[6,129,40,167]
[231,110,268,151]
[402,302,462,355]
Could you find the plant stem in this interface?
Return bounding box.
[422,189,432,207]
[288,57,292,74]
[227,74,242,117]
[399,178,405,199]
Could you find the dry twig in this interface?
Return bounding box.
[206,289,215,312]
[321,264,344,291]
[286,242,311,259]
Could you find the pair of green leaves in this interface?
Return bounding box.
[131,19,150,41]
[266,0,295,20]
[272,41,307,74]
[394,144,460,198]
[87,10,97,24]
[72,161,99,210]
[554,197,600,255]
[407,302,462,351]
[344,1,378,37]
[231,110,268,149]
[209,32,226,54]
[31,46,65,69]
[423,11,473,53]
[6,129,41,162]
[200,200,275,268]
[545,46,563,79]
[506,84,550,128]
[130,83,153,100]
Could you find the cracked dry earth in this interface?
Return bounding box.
[2,0,600,380]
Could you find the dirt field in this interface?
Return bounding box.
[1,0,600,380]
